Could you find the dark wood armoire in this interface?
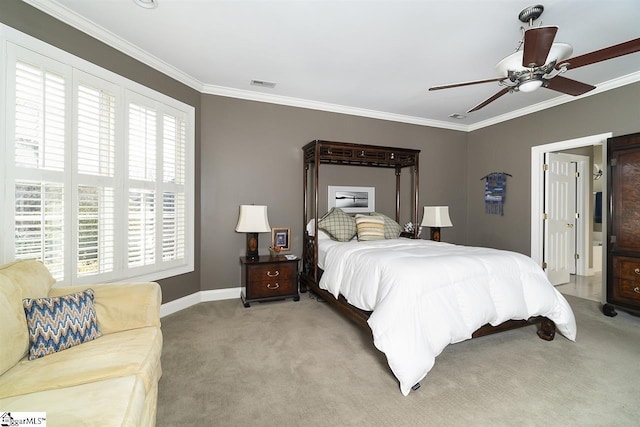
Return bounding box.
[603,132,640,317]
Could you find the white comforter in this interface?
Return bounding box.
[319,238,577,396]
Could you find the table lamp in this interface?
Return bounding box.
[421,206,452,242]
[235,205,271,259]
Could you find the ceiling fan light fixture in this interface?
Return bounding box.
[519,79,543,93]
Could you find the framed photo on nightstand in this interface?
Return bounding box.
[271,227,290,251]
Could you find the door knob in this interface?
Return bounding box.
[566,223,574,228]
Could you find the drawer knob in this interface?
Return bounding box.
[267,283,280,290]
[634,286,640,294]
[634,268,640,275]
[266,270,280,277]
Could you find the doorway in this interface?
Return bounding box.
[531,133,611,302]
[544,152,582,285]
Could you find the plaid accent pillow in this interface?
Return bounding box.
[23,289,102,360]
[370,212,403,239]
[356,214,385,241]
[318,208,357,242]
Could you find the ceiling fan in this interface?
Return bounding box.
[429,4,640,113]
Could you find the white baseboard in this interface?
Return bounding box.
[160,287,242,318]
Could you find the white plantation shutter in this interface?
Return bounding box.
[162,192,185,261]
[162,114,186,261]
[128,103,156,181]
[14,61,66,171]
[77,185,114,276]
[12,58,67,280]
[14,181,65,279]
[2,37,194,284]
[126,99,157,268]
[75,78,117,277]
[77,84,115,176]
[128,189,156,267]
[163,114,185,184]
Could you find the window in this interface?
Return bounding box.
[1,27,195,285]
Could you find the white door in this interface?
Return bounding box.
[544,153,575,285]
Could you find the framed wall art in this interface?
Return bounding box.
[328,186,375,213]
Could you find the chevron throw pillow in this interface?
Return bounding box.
[23,289,102,360]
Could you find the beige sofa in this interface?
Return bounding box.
[0,259,163,426]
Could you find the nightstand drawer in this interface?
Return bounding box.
[247,263,296,284]
[246,277,295,299]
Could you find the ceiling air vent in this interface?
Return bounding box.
[449,113,467,120]
[250,80,276,88]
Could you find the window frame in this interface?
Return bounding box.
[1,24,195,285]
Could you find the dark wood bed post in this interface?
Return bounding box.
[302,159,308,293]
[313,143,320,286]
[395,154,420,237]
[303,160,308,241]
[395,167,401,224]
[413,155,419,239]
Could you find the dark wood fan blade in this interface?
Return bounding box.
[429,77,505,91]
[557,38,640,70]
[523,26,558,67]
[467,88,511,113]
[544,76,595,96]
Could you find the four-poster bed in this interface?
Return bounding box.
[300,140,576,395]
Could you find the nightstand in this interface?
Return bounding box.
[240,256,300,307]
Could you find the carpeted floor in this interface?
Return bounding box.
[156,293,639,426]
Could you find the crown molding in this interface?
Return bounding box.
[201,84,468,131]
[22,0,205,92]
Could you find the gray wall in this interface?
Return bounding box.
[200,96,467,290]
[466,82,640,255]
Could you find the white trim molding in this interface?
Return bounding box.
[160,288,242,318]
[201,84,469,131]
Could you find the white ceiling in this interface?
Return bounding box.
[26,0,640,131]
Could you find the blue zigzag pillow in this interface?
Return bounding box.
[23,289,102,360]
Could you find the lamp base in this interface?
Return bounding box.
[430,227,441,242]
[246,232,259,259]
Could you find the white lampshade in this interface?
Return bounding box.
[235,205,271,233]
[421,206,453,227]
